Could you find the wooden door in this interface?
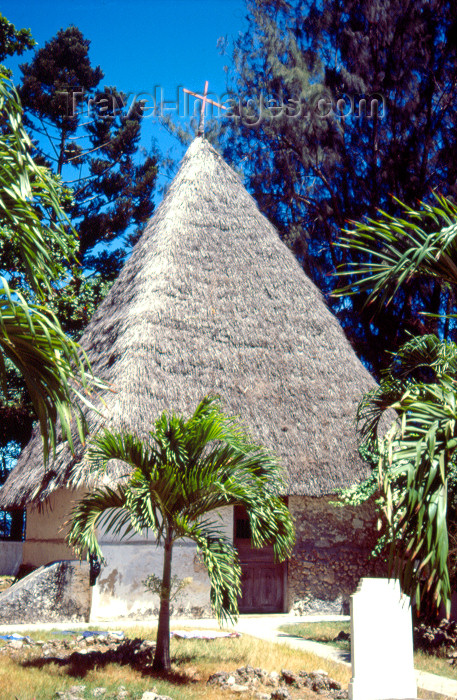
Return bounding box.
[234,506,285,613]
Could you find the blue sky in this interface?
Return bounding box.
[3,0,248,164]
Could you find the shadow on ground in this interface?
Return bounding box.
[20,638,195,683]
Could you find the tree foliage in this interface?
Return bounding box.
[222,0,457,373]
[0,70,103,462]
[339,194,457,615]
[338,194,457,316]
[0,13,35,64]
[67,396,295,671]
[19,26,158,277]
[0,23,159,466]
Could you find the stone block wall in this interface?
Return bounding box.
[288,495,385,614]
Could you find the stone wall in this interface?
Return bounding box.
[288,495,385,614]
[0,560,91,623]
[19,487,385,618]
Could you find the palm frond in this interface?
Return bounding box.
[0,71,75,295]
[389,334,457,381]
[181,518,242,624]
[87,430,158,475]
[336,194,457,308]
[246,496,295,560]
[0,71,107,460]
[378,378,457,612]
[0,278,104,461]
[356,381,403,446]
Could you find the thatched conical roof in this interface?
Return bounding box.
[0,137,376,509]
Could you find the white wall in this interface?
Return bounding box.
[91,539,210,620]
[24,487,235,620]
[23,489,87,567]
[91,505,234,620]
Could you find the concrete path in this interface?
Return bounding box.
[178,614,457,699]
[1,614,457,699]
[236,615,457,700]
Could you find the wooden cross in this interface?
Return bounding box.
[183,81,227,136]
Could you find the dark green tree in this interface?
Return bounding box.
[0,13,35,64]
[222,0,457,373]
[19,26,158,277]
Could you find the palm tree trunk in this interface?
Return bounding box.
[152,530,173,671]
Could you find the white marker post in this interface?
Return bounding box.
[349,578,417,700]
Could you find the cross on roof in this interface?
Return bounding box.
[183,81,227,136]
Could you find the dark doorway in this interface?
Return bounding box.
[234,505,285,613]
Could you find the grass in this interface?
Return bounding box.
[0,625,352,700]
[280,621,351,650]
[279,620,457,683]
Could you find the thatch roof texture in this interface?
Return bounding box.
[0,137,376,508]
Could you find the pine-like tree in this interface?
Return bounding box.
[0,13,35,63]
[19,26,158,278]
[222,0,457,373]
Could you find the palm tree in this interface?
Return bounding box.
[67,395,295,672]
[337,196,457,614]
[337,194,457,309]
[0,70,101,460]
[354,334,457,614]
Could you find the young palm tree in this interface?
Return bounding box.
[338,196,457,614]
[67,395,295,672]
[352,334,457,613]
[0,70,101,459]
